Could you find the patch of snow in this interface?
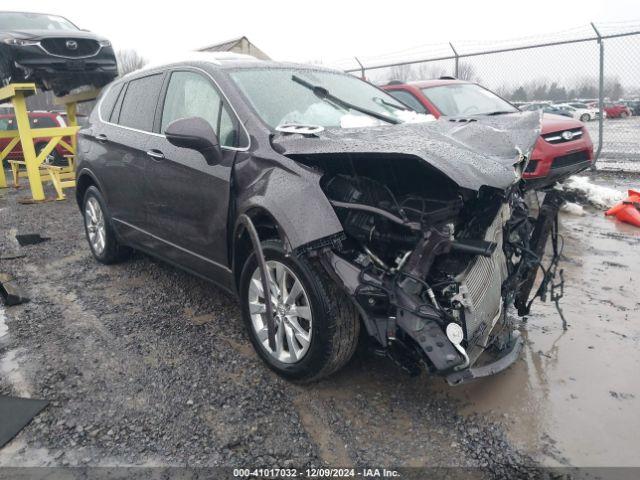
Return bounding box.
[561,176,624,208]
[280,102,344,127]
[560,202,586,216]
[393,110,436,124]
[340,114,380,128]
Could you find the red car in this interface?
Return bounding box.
[0,111,72,166]
[598,102,632,119]
[383,79,594,188]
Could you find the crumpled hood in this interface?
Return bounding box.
[273,111,542,191]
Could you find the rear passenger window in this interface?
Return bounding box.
[160,71,238,147]
[99,83,123,121]
[117,74,164,131]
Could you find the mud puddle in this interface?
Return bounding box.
[430,189,640,466]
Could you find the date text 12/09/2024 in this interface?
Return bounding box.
[233,468,401,478]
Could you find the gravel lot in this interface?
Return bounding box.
[1,171,639,477]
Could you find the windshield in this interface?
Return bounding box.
[229,68,433,129]
[0,12,78,31]
[421,83,518,116]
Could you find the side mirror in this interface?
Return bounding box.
[165,117,223,165]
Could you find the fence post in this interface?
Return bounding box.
[449,43,459,78]
[354,57,366,80]
[591,22,604,167]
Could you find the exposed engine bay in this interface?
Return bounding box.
[291,152,564,384]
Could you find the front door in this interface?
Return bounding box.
[144,70,244,279]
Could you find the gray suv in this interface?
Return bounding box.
[76,54,559,383]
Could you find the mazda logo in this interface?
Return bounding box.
[66,40,78,50]
[561,131,574,140]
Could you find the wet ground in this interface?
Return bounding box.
[0,171,639,475]
[434,172,640,467]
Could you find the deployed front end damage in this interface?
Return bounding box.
[273,111,562,384]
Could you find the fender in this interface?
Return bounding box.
[232,156,344,251]
[75,167,108,209]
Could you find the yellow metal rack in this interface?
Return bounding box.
[0,83,98,201]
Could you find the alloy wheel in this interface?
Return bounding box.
[85,197,106,256]
[248,260,313,363]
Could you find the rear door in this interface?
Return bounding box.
[144,69,244,278]
[94,73,164,243]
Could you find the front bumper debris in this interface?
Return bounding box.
[445,332,524,385]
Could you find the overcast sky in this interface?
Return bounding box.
[9,0,640,66]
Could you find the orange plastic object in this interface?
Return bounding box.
[605,189,640,227]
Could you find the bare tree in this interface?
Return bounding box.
[604,76,624,100]
[415,63,447,80]
[389,64,414,82]
[116,49,148,77]
[456,62,478,82]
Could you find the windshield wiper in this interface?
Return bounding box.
[486,110,516,116]
[292,75,400,125]
[373,96,409,111]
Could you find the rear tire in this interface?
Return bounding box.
[82,186,130,264]
[620,111,629,119]
[580,113,590,122]
[239,239,360,382]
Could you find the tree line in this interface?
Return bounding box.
[383,61,632,101]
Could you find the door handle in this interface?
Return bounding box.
[95,134,107,143]
[146,149,165,160]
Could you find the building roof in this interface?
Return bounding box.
[197,35,271,60]
[197,36,246,53]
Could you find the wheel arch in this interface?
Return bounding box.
[231,206,288,290]
[75,168,105,210]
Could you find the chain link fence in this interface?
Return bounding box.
[333,22,640,173]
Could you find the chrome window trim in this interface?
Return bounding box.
[36,40,102,59]
[97,65,251,152]
[112,218,232,272]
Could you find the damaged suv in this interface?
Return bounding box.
[76,55,561,383]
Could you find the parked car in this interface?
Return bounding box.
[0,110,72,165]
[556,103,600,122]
[0,11,118,96]
[620,100,640,116]
[384,80,594,187]
[520,103,573,118]
[588,102,632,119]
[76,56,558,384]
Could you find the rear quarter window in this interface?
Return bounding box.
[99,83,124,121]
[117,74,164,131]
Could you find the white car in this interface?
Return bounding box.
[560,103,602,122]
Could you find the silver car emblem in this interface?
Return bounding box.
[66,40,78,50]
[561,130,574,140]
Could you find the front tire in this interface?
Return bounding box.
[580,113,590,122]
[239,239,360,382]
[82,186,130,264]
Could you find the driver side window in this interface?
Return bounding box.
[161,71,237,147]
